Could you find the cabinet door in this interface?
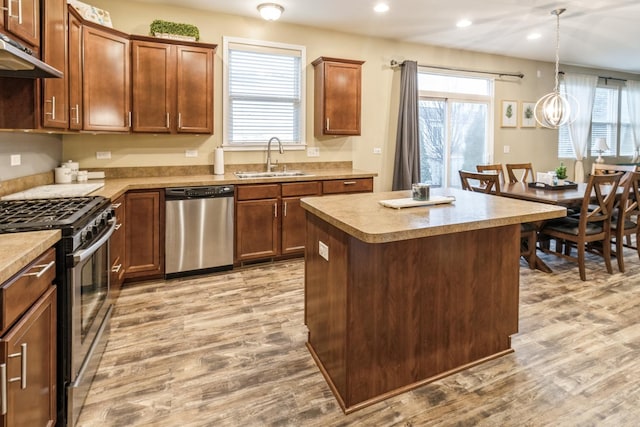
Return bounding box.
[42,0,68,129]
[4,0,39,47]
[281,197,308,255]
[67,11,83,130]
[313,58,363,137]
[124,190,164,280]
[131,41,174,133]
[82,25,131,131]
[236,199,279,261]
[0,286,56,427]
[110,195,126,300]
[176,45,213,134]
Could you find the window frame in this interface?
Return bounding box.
[222,36,306,151]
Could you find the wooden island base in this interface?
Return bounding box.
[304,213,520,413]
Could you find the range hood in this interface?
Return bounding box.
[0,39,63,79]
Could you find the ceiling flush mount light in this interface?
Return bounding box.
[374,3,390,13]
[534,8,579,129]
[456,19,472,28]
[257,3,284,21]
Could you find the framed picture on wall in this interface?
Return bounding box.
[501,100,517,127]
[520,101,537,128]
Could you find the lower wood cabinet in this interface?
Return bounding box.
[110,195,125,299]
[124,190,164,281]
[235,180,366,263]
[0,247,57,427]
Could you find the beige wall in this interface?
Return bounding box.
[62,0,638,191]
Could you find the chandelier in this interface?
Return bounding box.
[534,9,579,129]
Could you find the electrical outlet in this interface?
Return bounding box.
[96,151,111,160]
[10,154,21,166]
[185,149,198,158]
[318,241,329,261]
[307,147,320,157]
[373,147,382,154]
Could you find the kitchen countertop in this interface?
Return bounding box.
[0,230,61,284]
[300,187,567,243]
[90,168,376,200]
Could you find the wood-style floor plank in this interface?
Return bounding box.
[77,249,640,426]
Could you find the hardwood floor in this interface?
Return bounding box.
[77,249,640,426]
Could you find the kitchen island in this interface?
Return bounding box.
[301,188,566,413]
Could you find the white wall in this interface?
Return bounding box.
[0,133,62,180]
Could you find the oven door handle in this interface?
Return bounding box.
[72,219,117,265]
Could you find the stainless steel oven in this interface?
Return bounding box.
[67,218,116,426]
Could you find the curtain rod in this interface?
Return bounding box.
[390,60,524,79]
[558,71,627,83]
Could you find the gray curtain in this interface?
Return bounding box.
[392,60,420,190]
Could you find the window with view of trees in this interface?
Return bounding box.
[558,82,632,158]
[417,72,493,188]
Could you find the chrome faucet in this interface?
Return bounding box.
[266,137,284,172]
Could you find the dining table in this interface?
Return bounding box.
[498,181,622,273]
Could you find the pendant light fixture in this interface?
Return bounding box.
[534,8,579,129]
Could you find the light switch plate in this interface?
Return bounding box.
[307,147,320,157]
[373,147,382,154]
[96,151,111,160]
[185,149,198,158]
[503,145,510,154]
[10,154,21,166]
[319,241,329,261]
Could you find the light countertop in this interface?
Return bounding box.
[0,230,61,284]
[300,188,567,243]
[89,168,376,200]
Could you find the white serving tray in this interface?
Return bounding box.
[379,195,456,209]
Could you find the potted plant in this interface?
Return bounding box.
[555,162,568,184]
[150,19,200,41]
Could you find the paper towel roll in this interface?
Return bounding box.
[214,147,225,175]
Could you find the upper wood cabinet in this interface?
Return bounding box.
[42,0,68,129]
[131,36,215,134]
[312,57,364,137]
[67,9,83,130]
[2,0,39,47]
[81,23,131,132]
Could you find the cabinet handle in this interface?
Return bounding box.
[343,181,357,185]
[128,111,132,128]
[114,223,122,231]
[166,112,170,129]
[112,202,122,209]
[23,260,55,278]
[1,363,6,415]
[44,96,56,119]
[112,263,122,273]
[274,203,277,218]
[178,113,182,130]
[74,104,80,124]
[17,0,23,24]
[326,118,330,130]
[8,343,27,389]
[283,201,287,217]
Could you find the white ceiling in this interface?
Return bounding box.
[135,0,640,75]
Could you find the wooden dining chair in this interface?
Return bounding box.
[459,170,501,194]
[476,164,505,184]
[506,163,535,183]
[459,170,536,268]
[610,170,640,272]
[539,172,623,281]
[591,163,637,176]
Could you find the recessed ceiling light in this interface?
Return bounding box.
[374,3,389,13]
[456,19,472,28]
[527,32,542,40]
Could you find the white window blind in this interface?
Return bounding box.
[223,38,305,147]
[558,82,633,158]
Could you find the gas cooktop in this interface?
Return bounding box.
[0,196,109,233]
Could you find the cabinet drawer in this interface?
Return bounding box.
[281,181,321,197]
[322,178,373,194]
[1,247,55,334]
[236,184,280,201]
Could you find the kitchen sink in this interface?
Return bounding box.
[234,170,313,179]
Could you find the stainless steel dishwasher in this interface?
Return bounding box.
[165,185,234,278]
